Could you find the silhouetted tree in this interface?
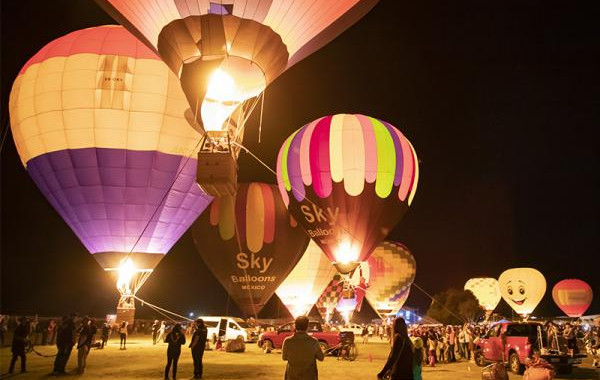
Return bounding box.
[426,288,483,325]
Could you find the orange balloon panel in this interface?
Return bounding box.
[552,279,593,317]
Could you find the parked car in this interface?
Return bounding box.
[200,316,257,342]
[475,321,586,374]
[257,320,340,352]
[339,323,363,336]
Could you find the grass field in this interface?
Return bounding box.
[1,336,598,379]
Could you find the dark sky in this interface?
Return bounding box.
[1,1,598,320]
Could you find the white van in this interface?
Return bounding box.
[199,316,255,342]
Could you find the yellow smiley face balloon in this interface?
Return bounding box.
[498,268,546,317]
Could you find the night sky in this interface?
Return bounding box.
[1,1,598,320]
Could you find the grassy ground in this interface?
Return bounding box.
[1,336,598,379]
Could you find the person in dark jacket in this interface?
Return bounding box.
[164,324,186,379]
[100,322,110,348]
[377,317,414,380]
[189,319,208,379]
[9,317,30,373]
[53,314,76,374]
[76,317,92,374]
[281,316,325,380]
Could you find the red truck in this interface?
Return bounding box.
[475,322,586,375]
[257,320,340,352]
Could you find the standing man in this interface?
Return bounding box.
[100,321,110,348]
[53,314,76,374]
[189,319,208,379]
[281,316,325,380]
[9,317,30,374]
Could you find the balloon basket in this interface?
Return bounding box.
[196,131,238,197]
[116,295,135,327]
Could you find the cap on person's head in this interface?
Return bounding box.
[295,316,309,331]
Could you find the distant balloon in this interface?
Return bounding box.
[365,242,416,317]
[464,278,502,315]
[336,262,369,323]
[552,279,593,317]
[315,275,345,322]
[499,268,546,318]
[276,241,337,318]
[277,114,419,274]
[192,182,309,317]
[9,26,212,307]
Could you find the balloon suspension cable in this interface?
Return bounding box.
[412,282,467,324]
[232,142,458,323]
[258,89,265,144]
[0,116,11,154]
[133,295,192,323]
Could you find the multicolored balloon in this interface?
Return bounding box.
[464,278,502,315]
[365,241,416,317]
[9,26,212,296]
[315,275,345,322]
[192,182,309,317]
[552,279,593,317]
[96,0,379,133]
[336,262,369,323]
[276,114,419,273]
[276,240,337,318]
[498,268,546,318]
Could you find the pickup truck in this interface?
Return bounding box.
[474,322,586,374]
[257,321,340,352]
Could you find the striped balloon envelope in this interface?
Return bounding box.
[316,274,345,322]
[464,277,502,315]
[365,241,416,317]
[276,240,337,318]
[276,114,418,274]
[192,182,310,317]
[9,26,212,294]
[552,279,593,317]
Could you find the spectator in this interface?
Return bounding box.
[0,315,7,347]
[53,314,76,374]
[9,317,30,374]
[100,321,110,348]
[189,319,207,379]
[378,317,414,380]
[47,319,57,346]
[158,321,167,343]
[164,324,186,380]
[119,321,128,350]
[152,320,160,345]
[282,316,324,380]
[76,316,92,374]
[412,336,424,380]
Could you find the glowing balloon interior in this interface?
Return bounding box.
[9,26,213,302]
[552,279,593,317]
[276,241,337,318]
[277,114,418,274]
[498,268,546,318]
[464,277,502,314]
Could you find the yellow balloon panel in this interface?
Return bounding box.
[276,240,337,318]
[498,268,546,317]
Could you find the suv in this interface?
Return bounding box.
[257,321,340,352]
[475,322,586,374]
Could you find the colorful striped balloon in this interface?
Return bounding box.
[276,114,418,271]
[192,182,310,317]
[552,279,593,317]
[9,26,212,274]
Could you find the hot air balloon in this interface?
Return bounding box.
[95,0,380,196]
[192,182,309,317]
[464,277,502,318]
[315,275,345,323]
[8,26,213,323]
[552,279,593,317]
[276,114,419,275]
[365,241,416,317]
[498,268,546,318]
[276,241,337,318]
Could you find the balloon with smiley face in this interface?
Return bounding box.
[499,268,546,318]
